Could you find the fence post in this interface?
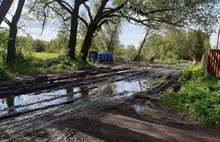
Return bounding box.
[204,53,208,76]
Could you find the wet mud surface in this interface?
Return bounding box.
[0,63,220,142]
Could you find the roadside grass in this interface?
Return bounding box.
[154,59,188,65]
[0,52,91,79]
[32,52,59,60]
[162,65,220,127]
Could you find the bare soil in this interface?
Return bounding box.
[0,62,220,142]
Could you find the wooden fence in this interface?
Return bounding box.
[202,49,220,76]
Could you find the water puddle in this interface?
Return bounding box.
[0,71,168,118]
[134,104,160,119]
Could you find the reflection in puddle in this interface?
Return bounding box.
[6,96,15,112]
[134,105,160,119]
[0,77,156,117]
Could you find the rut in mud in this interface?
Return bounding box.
[0,63,220,142]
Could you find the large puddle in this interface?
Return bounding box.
[0,70,168,118]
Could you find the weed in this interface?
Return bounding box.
[162,65,220,127]
[0,67,8,79]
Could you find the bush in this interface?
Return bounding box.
[0,68,8,79]
[162,65,220,127]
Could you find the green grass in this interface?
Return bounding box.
[32,52,58,60]
[162,65,220,127]
[0,52,91,78]
[154,59,188,65]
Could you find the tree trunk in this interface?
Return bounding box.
[68,2,80,60]
[81,27,96,62]
[6,24,17,64]
[134,31,148,61]
[0,0,14,25]
[6,0,25,64]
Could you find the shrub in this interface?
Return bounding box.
[162,65,220,127]
[0,68,8,79]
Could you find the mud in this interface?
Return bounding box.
[0,62,220,142]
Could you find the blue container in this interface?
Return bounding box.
[105,54,108,61]
[101,54,105,61]
[97,53,113,62]
[108,54,112,61]
[98,54,101,60]
[107,54,110,61]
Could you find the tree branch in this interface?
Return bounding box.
[83,3,93,22]
[78,15,89,28]
[55,0,73,14]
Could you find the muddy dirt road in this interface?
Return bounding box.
[0,63,220,142]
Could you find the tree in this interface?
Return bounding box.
[0,0,14,25]
[16,36,34,52]
[79,0,127,61]
[93,17,122,57]
[134,28,160,61]
[30,0,219,62]
[80,0,218,61]
[32,39,47,52]
[126,44,137,61]
[139,29,211,62]
[6,0,26,64]
[31,0,89,59]
[190,30,210,61]
[55,0,88,59]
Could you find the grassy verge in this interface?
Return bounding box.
[162,65,220,127]
[154,59,188,65]
[0,53,91,79]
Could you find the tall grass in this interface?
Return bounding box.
[0,52,91,79]
[162,65,220,127]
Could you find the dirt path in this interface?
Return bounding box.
[0,63,220,142]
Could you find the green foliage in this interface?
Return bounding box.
[190,30,210,61]
[0,51,91,77]
[0,67,8,79]
[92,17,122,55]
[5,57,90,75]
[113,44,135,61]
[32,39,47,52]
[0,30,8,65]
[162,65,220,127]
[140,29,211,63]
[16,36,33,52]
[32,55,91,73]
[46,37,68,53]
[114,0,218,33]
